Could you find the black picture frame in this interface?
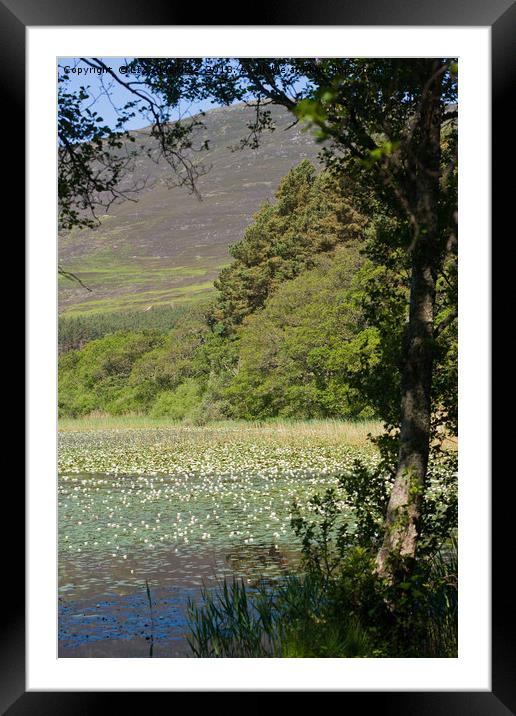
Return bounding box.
[8,0,510,710]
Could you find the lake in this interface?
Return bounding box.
[58,467,337,657]
[57,425,393,657]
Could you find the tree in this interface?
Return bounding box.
[212,160,365,330]
[58,58,458,577]
[224,245,372,420]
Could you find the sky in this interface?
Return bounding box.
[58,57,227,132]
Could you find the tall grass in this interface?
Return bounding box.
[421,539,458,657]
[187,574,342,658]
[187,579,280,658]
[57,415,383,447]
[186,544,458,658]
[187,574,381,658]
[145,579,155,658]
[58,413,187,432]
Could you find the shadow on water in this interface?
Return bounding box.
[58,542,299,657]
[58,583,196,658]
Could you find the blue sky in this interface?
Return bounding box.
[58,57,226,131]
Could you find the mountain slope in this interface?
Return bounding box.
[58,104,322,315]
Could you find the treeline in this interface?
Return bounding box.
[59,304,188,354]
[59,160,457,431]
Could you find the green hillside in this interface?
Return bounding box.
[58,103,321,315]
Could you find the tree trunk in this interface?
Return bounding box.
[376,61,443,579]
[375,257,436,577]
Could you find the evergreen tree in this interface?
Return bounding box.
[212,161,366,330]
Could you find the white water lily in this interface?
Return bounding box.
[58,426,456,599]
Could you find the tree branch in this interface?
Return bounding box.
[434,309,457,338]
[58,265,93,292]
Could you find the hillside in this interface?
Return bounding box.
[58,104,322,315]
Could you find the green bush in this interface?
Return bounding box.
[150,379,202,420]
[58,305,212,418]
[224,247,376,420]
[58,331,163,417]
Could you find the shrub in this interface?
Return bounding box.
[150,379,202,420]
[58,331,163,417]
[225,247,376,420]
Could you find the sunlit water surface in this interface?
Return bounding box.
[58,469,331,657]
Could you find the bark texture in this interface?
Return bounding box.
[376,60,443,579]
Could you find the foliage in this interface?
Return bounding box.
[290,454,457,655]
[58,145,457,438]
[292,453,457,567]
[126,305,209,408]
[187,573,377,658]
[58,331,164,417]
[58,60,210,232]
[187,578,280,658]
[211,161,366,330]
[225,246,375,420]
[187,453,457,658]
[58,161,378,421]
[150,379,202,420]
[187,547,457,658]
[58,304,188,354]
[58,72,139,231]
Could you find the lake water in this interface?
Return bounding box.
[58,470,315,657]
[57,427,454,657]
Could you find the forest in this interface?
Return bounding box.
[59,159,457,429]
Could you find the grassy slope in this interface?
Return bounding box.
[59,104,322,316]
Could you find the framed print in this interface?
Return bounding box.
[6,0,511,709]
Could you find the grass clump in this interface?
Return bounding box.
[187,546,457,659]
[186,456,458,659]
